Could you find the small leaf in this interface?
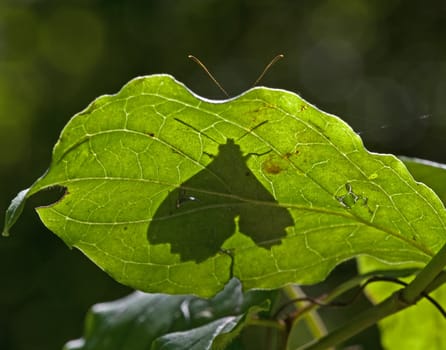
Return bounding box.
[63,278,272,350]
[151,317,241,350]
[4,75,446,296]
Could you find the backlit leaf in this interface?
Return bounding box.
[4,75,446,296]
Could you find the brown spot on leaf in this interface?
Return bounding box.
[283,149,299,160]
[262,156,286,175]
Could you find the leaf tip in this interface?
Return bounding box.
[3,188,31,238]
[2,222,12,239]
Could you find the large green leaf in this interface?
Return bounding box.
[3,75,446,296]
[64,278,272,350]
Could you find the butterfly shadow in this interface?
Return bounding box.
[147,139,294,263]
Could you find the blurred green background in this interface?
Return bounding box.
[1,1,446,349]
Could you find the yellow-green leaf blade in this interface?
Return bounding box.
[5,75,446,296]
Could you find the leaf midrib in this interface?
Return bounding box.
[36,175,435,257]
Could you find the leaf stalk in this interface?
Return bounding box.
[282,285,329,341]
[401,242,446,303]
[296,291,406,350]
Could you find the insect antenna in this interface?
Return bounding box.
[188,55,229,98]
[252,54,284,87]
[189,53,284,96]
[236,120,269,141]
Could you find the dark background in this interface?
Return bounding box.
[1,1,446,349]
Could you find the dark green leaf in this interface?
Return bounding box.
[151,317,241,350]
[64,278,272,350]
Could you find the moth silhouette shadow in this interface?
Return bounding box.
[147,139,293,263]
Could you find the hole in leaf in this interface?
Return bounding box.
[33,185,67,208]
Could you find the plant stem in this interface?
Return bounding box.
[426,270,446,293]
[248,318,286,331]
[296,243,446,350]
[296,291,407,350]
[283,285,328,339]
[401,242,446,303]
[280,268,418,323]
